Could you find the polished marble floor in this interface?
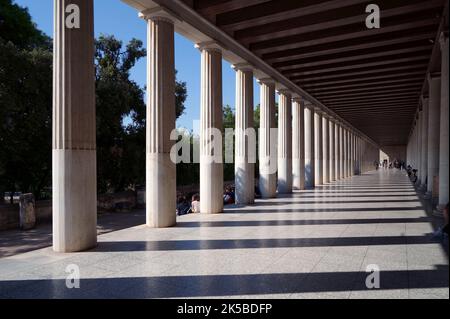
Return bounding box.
[0,170,448,299]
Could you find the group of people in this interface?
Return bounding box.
[375,159,406,170]
[176,184,263,215]
[176,193,200,216]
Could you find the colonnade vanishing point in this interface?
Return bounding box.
[53,0,409,253]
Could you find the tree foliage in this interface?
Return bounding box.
[0,0,188,198]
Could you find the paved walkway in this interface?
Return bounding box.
[0,170,448,299]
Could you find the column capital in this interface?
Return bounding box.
[195,41,223,53]
[277,89,292,97]
[139,7,179,24]
[232,63,254,73]
[439,31,449,50]
[257,78,275,86]
[292,96,304,104]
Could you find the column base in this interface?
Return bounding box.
[53,149,97,253]
[146,153,176,228]
[235,161,255,205]
[200,160,224,214]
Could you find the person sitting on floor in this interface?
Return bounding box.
[223,186,235,205]
[191,194,200,214]
[176,195,191,216]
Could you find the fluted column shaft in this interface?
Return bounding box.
[438,32,449,208]
[427,73,441,195]
[314,109,323,185]
[343,128,348,178]
[305,105,315,188]
[322,115,330,183]
[278,91,293,194]
[53,0,97,252]
[234,66,254,204]
[292,98,305,190]
[329,119,336,181]
[145,15,176,227]
[335,122,341,180]
[199,44,223,214]
[259,80,277,198]
[420,97,429,188]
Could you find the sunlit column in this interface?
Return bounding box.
[53,0,97,252]
[322,114,330,183]
[292,97,305,190]
[329,118,336,181]
[198,42,224,214]
[314,108,323,185]
[258,79,277,198]
[304,104,315,188]
[278,90,293,194]
[143,11,177,227]
[233,64,254,205]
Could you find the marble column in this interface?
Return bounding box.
[343,127,348,178]
[305,104,315,188]
[314,109,323,186]
[53,0,97,252]
[258,79,277,198]
[426,73,441,197]
[335,122,341,180]
[438,32,449,209]
[292,97,305,190]
[329,119,336,181]
[144,12,177,228]
[416,110,422,185]
[322,114,330,184]
[234,64,254,205]
[420,96,429,189]
[278,90,293,194]
[198,42,223,214]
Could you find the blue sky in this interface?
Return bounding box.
[15,0,262,130]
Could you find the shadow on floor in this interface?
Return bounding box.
[1,266,448,298]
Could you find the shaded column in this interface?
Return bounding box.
[339,124,344,179]
[329,118,336,181]
[420,96,429,189]
[144,12,177,228]
[416,110,422,185]
[335,121,341,180]
[234,64,255,205]
[292,97,305,190]
[322,114,330,183]
[198,42,223,214]
[349,131,354,176]
[314,108,323,185]
[258,79,277,198]
[53,0,97,252]
[304,104,315,188]
[343,127,348,178]
[426,73,441,197]
[278,90,293,194]
[438,32,449,209]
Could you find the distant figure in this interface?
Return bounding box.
[223,186,235,205]
[191,194,200,214]
[176,195,191,216]
[374,160,379,170]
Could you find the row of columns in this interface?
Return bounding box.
[407,31,449,211]
[52,2,380,252]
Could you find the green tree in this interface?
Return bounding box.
[0,0,50,49]
[0,0,52,199]
[95,34,188,193]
